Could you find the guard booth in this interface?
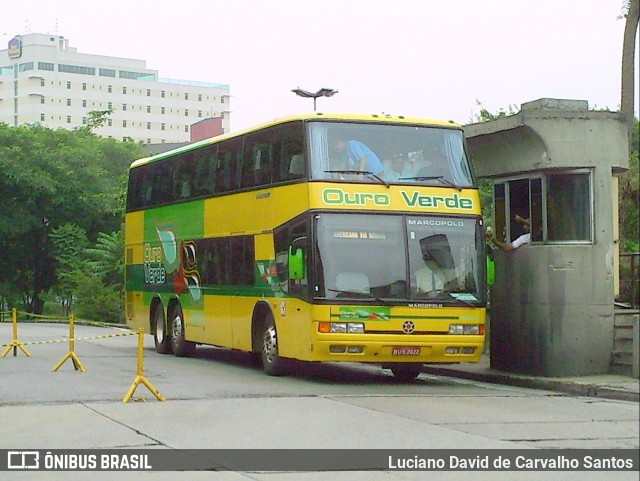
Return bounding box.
[465,98,629,376]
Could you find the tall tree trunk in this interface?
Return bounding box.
[621,0,639,152]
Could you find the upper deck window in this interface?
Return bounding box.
[308,121,474,187]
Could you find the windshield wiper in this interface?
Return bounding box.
[400,175,463,191]
[325,170,390,188]
[327,289,393,305]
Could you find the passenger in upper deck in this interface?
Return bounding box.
[334,139,384,176]
[384,153,413,182]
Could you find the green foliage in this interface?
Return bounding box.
[72,271,124,324]
[0,122,144,314]
[473,100,519,123]
[618,118,639,251]
[85,230,124,287]
[49,223,90,311]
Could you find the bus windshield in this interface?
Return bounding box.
[314,213,485,304]
[308,121,473,187]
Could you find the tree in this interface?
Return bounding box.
[0,123,143,313]
[620,0,639,152]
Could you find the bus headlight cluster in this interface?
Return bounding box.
[448,324,484,335]
[319,322,365,333]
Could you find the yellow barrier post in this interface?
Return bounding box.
[1,308,31,357]
[123,328,165,402]
[52,314,86,372]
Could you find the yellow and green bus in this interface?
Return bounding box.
[125,113,487,379]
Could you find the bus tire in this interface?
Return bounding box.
[261,314,286,376]
[152,304,171,354]
[390,363,423,381]
[170,305,195,357]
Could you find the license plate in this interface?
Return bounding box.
[392,347,421,356]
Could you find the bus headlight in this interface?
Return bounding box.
[331,323,347,333]
[449,324,482,335]
[318,322,365,334]
[347,323,365,333]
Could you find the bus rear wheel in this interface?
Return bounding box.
[152,305,171,354]
[390,363,423,381]
[261,314,286,376]
[170,305,195,357]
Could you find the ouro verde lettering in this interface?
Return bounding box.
[400,191,473,210]
[322,188,390,206]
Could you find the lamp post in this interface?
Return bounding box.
[291,87,338,111]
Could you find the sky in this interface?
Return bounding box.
[2,0,637,132]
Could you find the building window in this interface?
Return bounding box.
[161,123,165,131]
[40,113,45,121]
[82,100,87,108]
[161,90,165,98]
[185,125,189,132]
[67,99,71,107]
[185,93,189,100]
[198,110,202,118]
[123,120,127,128]
[147,105,151,113]
[198,94,202,101]
[123,87,127,94]
[67,116,72,124]
[123,104,127,111]
[493,170,593,244]
[147,89,151,97]
[108,85,112,93]
[40,97,45,104]
[59,64,95,75]
[108,119,112,127]
[40,78,45,87]
[67,81,71,89]
[99,68,116,78]
[161,107,165,114]
[38,62,54,71]
[185,109,189,117]
[82,83,87,91]
[147,122,151,129]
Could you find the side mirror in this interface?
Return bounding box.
[288,237,306,280]
[486,254,495,286]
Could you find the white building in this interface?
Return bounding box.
[0,33,231,143]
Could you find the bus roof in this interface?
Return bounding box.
[130,112,463,169]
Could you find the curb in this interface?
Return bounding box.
[421,366,640,403]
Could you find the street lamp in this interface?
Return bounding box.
[291,87,338,111]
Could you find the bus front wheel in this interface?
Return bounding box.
[171,305,195,357]
[390,363,423,381]
[152,305,171,354]
[261,314,286,376]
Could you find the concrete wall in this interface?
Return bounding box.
[465,99,629,376]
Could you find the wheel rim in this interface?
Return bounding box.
[262,325,278,364]
[155,313,165,343]
[172,314,183,345]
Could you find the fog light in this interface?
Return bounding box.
[331,323,347,333]
[445,347,460,354]
[461,347,475,354]
[347,345,364,353]
[329,345,346,353]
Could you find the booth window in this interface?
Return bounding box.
[493,170,592,244]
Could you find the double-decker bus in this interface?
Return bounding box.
[125,113,487,379]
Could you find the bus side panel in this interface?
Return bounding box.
[125,211,147,332]
[187,291,233,348]
[275,298,314,360]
